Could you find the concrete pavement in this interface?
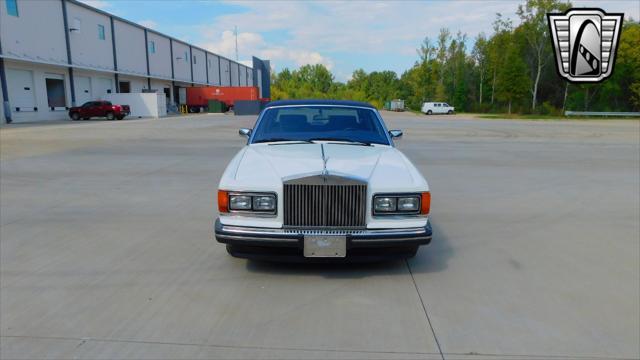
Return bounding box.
[1,112,638,359]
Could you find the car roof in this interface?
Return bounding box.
[264,99,376,109]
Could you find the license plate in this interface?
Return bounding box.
[304,235,346,258]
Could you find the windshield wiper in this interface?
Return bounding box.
[253,138,315,145]
[309,138,372,146]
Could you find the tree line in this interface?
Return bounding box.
[271,0,640,114]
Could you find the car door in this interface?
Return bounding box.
[79,102,93,117]
[96,101,109,117]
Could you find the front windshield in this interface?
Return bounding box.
[250,106,390,145]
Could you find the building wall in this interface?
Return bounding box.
[73,69,115,104]
[207,55,220,85]
[230,62,239,86]
[67,2,114,71]
[3,60,73,122]
[0,0,68,66]
[239,65,247,86]
[114,19,146,76]
[117,75,148,93]
[247,66,253,86]
[191,47,206,84]
[147,32,172,79]
[171,41,191,83]
[0,0,263,122]
[219,58,230,86]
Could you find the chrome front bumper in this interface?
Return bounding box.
[214,218,432,247]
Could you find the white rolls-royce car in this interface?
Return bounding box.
[215,100,432,262]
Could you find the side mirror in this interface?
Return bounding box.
[239,128,252,138]
[389,130,403,139]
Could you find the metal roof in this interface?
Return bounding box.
[264,99,376,109]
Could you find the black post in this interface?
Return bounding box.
[169,39,175,80]
[0,56,11,123]
[144,29,151,90]
[217,56,222,86]
[61,0,76,106]
[110,16,119,92]
[0,34,11,123]
[205,52,209,84]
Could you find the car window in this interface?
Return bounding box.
[81,102,93,108]
[443,103,449,107]
[251,106,390,145]
[435,103,440,107]
[104,101,112,106]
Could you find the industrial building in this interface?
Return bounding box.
[0,0,270,123]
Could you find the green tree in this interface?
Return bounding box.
[472,33,489,106]
[517,0,572,111]
[496,44,531,113]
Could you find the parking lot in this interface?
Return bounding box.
[1,112,638,359]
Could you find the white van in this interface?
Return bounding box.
[421,102,455,115]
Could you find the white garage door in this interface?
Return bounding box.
[75,76,92,105]
[6,69,36,112]
[94,78,113,99]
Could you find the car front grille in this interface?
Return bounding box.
[283,183,367,228]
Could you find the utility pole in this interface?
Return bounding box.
[234,25,239,61]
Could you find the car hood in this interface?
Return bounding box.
[223,143,427,192]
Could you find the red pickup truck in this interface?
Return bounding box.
[69,101,130,120]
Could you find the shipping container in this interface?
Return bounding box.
[186,86,258,112]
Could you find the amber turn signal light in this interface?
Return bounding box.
[218,190,229,213]
[421,192,431,215]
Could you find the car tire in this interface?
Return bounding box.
[448,110,453,114]
[117,115,125,120]
[83,117,90,120]
[106,112,115,120]
[70,112,80,121]
[427,110,432,115]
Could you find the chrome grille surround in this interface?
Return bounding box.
[283,174,367,228]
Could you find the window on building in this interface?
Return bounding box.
[148,40,155,54]
[208,59,211,68]
[98,24,105,40]
[193,55,197,64]
[6,0,18,16]
[184,51,189,63]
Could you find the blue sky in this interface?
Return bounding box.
[82,0,639,81]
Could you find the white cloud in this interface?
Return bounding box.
[137,20,158,29]
[203,30,266,59]
[189,0,638,77]
[201,30,334,70]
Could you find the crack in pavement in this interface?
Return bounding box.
[405,259,445,360]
